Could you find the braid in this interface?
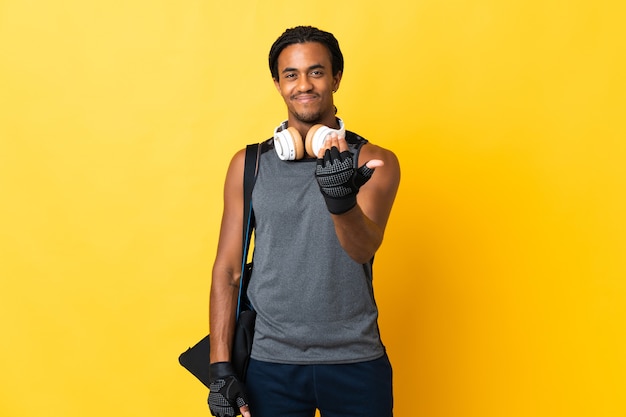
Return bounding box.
[269,26,344,79]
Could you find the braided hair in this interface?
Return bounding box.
[268,26,344,80]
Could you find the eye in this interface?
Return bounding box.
[310,70,324,77]
[283,72,297,80]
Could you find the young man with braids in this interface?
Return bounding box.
[207,26,400,417]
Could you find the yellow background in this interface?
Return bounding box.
[1,1,624,416]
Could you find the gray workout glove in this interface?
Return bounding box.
[208,362,249,417]
[315,146,375,214]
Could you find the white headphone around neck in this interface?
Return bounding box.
[273,118,346,161]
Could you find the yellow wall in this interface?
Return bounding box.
[1,1,624,416]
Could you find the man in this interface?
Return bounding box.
[207,26,400,417]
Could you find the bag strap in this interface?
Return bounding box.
[243,143,259,248]
[237,143,260,318]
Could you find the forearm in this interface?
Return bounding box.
[314,140,398,264]
[208,266,240,363]
[332,204,383,264]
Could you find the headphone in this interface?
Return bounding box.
[273,118,346,160]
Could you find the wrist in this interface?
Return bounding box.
[209,361,235,382]
[324,194,357,215]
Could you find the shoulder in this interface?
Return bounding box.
[361,142,398,166]
[229,147,247,170]
[227,140,271,179]
[356,135,400,176]
[353,134,401,194]
[229,141,266,169]
[346,131,399,167]
[223,148,247,189]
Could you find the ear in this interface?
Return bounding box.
[273,77,281,92]
[332,71,343,92]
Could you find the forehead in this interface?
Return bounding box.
[276,42,332,70]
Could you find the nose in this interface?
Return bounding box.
[297,75,313,92]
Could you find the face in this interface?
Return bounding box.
[273,42,342,127]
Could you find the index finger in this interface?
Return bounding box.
[240,405,251,417]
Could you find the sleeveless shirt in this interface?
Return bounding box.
[247,131,385,364]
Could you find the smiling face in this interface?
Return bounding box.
[273,42,342,130]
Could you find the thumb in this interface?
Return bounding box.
[354,163,377,188]
[365,159,384,169]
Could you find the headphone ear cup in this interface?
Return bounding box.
[274,127,305,160]
[287,127,305,160]
[305,124,326,157]
[306,124,346,157]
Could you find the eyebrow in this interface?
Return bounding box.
[281,63,326,74]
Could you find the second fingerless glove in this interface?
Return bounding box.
[208,362,249,417]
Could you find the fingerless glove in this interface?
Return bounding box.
[315,146,375,214]
[207,362,249,417]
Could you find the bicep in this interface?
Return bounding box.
[213,149,247,281]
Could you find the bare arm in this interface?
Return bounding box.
[320,135,401,263]
[209,148,246,363]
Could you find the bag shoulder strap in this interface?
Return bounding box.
[237,143,260,317]
[243,143,259,249]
